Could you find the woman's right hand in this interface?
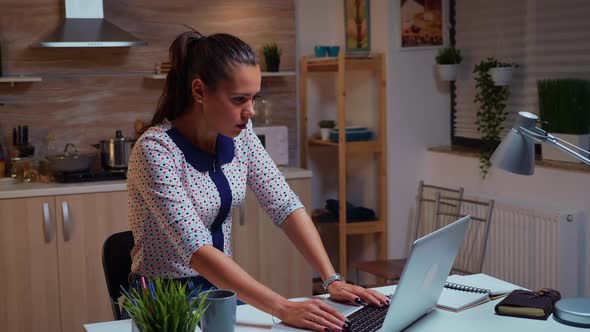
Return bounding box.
[277,299,351,332]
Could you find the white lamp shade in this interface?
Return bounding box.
[490,127,536,175]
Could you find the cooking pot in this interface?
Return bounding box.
[48,143,97,173]
[97,130,135,170]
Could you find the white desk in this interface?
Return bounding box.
[84,285,585,332]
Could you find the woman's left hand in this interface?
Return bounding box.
[327,281,390,308]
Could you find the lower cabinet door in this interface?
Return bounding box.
[0,196,61,332]
[55,191,129,332]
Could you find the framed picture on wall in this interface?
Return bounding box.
[344,0,371,56]
[400,0,444,49]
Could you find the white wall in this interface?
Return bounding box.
[295,0,450,269]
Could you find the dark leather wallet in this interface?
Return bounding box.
[494,289,561,320]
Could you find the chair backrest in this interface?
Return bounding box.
[411,181,464,245]
[102,230,135,320]
[434,192,495,275]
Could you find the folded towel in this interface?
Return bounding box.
[319,199,377,222]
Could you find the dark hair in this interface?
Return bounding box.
[150,30,259,127]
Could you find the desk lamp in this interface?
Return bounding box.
[490,111,590,328]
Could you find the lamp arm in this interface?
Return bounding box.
[517,126,590,165]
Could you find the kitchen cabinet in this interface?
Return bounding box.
[0,191,129,332]
[0,196,61,332]
[56,192,129,332]
[233,178,313,298]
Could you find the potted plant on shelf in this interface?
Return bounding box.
[261,42,282,72]
[538,78,590,163]
[122,277,208,332]
[489,60,517,86]
[318,120,336,141]
[435,46,462,81]
[474,57,512,178]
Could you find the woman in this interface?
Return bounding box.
[127,30,389,332]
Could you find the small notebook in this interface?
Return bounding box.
[437,274,521,312]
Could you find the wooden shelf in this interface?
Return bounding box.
[316,220,386,235]
[144,71,296,80]
[304,57,381,72]
[0,76,42,87]
[308,138,382,153]
[300,52,388,279]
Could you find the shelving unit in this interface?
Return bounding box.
[144,71,296,80]
[0,76,42,87]
[300,52,388,278]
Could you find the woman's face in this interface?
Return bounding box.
[199,64,261,138]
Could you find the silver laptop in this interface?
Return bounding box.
[272,215,472,332]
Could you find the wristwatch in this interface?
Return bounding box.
[322,273,343,291]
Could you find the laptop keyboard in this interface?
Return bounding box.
[347,305,388,332]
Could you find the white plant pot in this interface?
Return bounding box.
[319,128,331,141]
[542,133,590,163]
[489,67,513,86]
[436,64,458,81]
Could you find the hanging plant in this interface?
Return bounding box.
[473,57,512,178]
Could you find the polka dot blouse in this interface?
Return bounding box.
[127,119,303,278]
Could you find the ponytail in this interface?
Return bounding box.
[149,30,258,128]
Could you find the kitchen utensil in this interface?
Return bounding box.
[47,143,97,173]
[97,130,135,170]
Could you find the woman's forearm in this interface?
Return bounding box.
[190,245,290,317]
[281,208,337,281]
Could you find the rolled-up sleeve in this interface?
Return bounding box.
[128,135,212,264]
[244,123,304,226]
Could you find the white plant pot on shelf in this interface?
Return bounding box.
[436,64,458,81]
[489,67,513,86]
[320,128,332,141]
[542,133,590,164]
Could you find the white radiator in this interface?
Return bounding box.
[415,199,586,297]
[478,202,586,297]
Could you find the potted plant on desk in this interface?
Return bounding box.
[122,277,208,332]
[538,78,590,163]
[318,120,336,141]
[435,46,462,81]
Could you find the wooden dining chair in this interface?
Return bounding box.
[352,181,464,285]
[434,193,495,276]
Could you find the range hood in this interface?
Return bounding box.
[36,0,146,47]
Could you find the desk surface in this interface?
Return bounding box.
[84,285,585,332]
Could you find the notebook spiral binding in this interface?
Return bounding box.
[444,282,492,295]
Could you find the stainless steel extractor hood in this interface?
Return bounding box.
[36,0,146,47]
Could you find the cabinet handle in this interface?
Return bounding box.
[42,202,53,243]
[239,203,246,226]
[62,201,72,242]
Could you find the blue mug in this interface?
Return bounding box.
[327,46,340,57]
[314,45,328,57]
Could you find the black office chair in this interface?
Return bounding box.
[102,230,135,320]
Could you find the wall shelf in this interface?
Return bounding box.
[144,71,296,80]
[0,76,42,87]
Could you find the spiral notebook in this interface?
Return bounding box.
[436,274,521,312]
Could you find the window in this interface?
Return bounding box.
[452,0,590,143]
